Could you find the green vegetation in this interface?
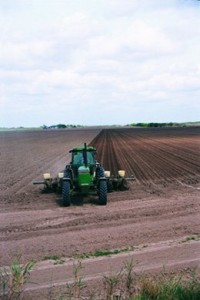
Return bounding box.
[42,124,84,129]
[180,234,200,243]
[137,271,200,300]
[0,257,34,300]
[75,246,133,259]
[55,260,200,300]
[129,121,200,127]
[64,260,86,299]
[0,124,84,132]
[1,257,200,299]
[42,255,65,264]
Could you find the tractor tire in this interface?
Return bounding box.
[96,166,105,181]
[99,180,107,205]
[62,180,71,206]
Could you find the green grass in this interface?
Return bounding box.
[137,271,200,300]
[0,257,35,299]
[93,247,132,257]
[180,234,200,244]
[74,246,133,259]
[42,255,65,264]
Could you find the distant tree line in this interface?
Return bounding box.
[129,122,182,128]
[42,124,83,129]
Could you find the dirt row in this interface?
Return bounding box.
[0,127,199,298]
[91,127,200,186]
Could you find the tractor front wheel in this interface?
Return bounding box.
[62,180,71,206]
[99,180,107,205]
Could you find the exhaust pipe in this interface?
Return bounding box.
[83,143,88,167]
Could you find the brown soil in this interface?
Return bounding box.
[0,127,199,298]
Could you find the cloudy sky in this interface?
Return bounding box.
[0,0,200,127]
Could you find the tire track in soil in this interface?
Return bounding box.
[1,193,198,242]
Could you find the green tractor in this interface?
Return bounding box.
[62,143,107,206]
[34,143,133,206]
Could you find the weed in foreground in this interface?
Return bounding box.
[123,259,137,298]
[0,257,34,300]
[138,270,200,300]
[103,269,123,300]
[64,260,86,299]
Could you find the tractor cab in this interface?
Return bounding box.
[70,146,96,166]
[68,144,97,192]
[70,144,96,175]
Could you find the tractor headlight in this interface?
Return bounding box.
[118,170,125,177]
[58,172,64,179]
[43,173,51,180]
[104,171,110,178]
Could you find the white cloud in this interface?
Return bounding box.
[0,41,53,67]
[0,0,200,126]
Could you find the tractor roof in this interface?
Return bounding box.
[69,146,96,153]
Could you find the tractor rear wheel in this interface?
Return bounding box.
[99,180,107,205]
[62,181,71,206]
[96,166,105,180]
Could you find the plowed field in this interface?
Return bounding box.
[91,127,200,185]
[0,127,199,299]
